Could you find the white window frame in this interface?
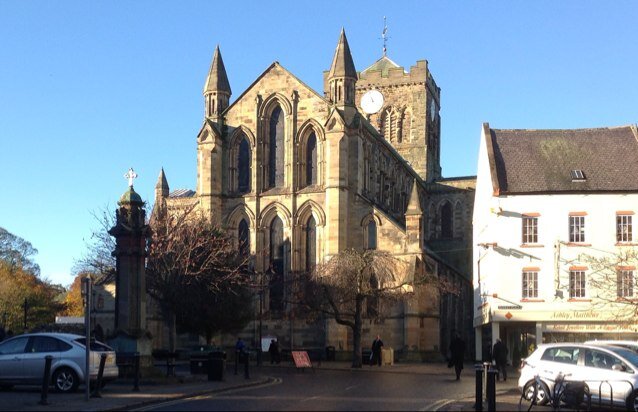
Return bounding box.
[617,215,633,243]
[569,216,586,243]
[569,270,586,298]
[522,270,538,298]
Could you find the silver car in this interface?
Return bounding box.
[519,343,638,410]
[0,332,118,393]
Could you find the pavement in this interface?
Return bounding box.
[0,360,532,412]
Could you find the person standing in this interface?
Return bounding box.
[371,335,384,367]
[449,332,465,380]
[268,339,280,364]
[235,337,246,362]
[493,338,508,381]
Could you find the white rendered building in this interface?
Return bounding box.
[473,123,638,361]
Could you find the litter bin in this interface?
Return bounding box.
[362,349,372,365]
[190,353,208,374]
[208,351,226,381]
[381,347,394,366]
[326,346,336,361]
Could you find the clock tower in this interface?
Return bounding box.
[356,56,441,182]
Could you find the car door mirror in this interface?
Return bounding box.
[612,364,626,372]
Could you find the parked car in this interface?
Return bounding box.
[519,343,638,410]
[586,340,638,354]
[0,332,118,393]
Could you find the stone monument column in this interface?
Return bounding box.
[108,168,152,366]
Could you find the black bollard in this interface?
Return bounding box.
[91,353,107,398]
[39,355,53,405]
[486,369,497,412]
[474,364,483,411]
[244,351,250,379]
[132,352,140,392]
[234,350,239,375]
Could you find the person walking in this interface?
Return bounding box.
[268,339,280,364]
[493,338,508,381]
[371,335,384,367]
[449,332,465,380]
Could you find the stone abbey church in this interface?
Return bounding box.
[153,30,475,359]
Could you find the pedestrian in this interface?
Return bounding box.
[493,338,508,381]
[235,337,246,363]
[370,335,384,367]
[93,324,104,342]
[268,339,280,364]
[449,332,465,380]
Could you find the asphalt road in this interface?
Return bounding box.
[143,368,478,411]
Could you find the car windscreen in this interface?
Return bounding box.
[74,338,113,351]
[606,346,638,368]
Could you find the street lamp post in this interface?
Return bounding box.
[257,272,263,366]
[81,276,92,402]
[22,298,28,332]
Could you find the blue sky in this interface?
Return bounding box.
[1,1,637,287]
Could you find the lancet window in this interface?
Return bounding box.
[268,106,285,188]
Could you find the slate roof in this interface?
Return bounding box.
[486,125,638,194]
[361,56,403,77]
[169,189,196,198]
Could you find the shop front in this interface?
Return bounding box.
[474,306,638,363]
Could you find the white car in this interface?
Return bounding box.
[0,332,118,393]
[519,343,638,410]
[586,340,638,353]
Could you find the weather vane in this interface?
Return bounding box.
[381,16,389,56]
[124,168,138,187]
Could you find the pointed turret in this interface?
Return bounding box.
[326,29,357,107]
[204,45,231,120]
[406,182,422,215]
[155,168,169,199]
[405,182,423,252]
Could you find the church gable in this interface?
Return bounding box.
[224,62,330,129]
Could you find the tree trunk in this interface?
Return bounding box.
[351,295,364,368]
[167,310,177,352]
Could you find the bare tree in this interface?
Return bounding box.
[580,247,638,320]
[304,249,421,368]
[73,206,117,283]
[146,205,253,351]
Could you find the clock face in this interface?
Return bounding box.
[361,90,384,114]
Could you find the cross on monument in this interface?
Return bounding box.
[124,168,138,187]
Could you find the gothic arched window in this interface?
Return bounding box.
[306,216,316,272]
[441,201,453,239]
[381,108,394,141]
[268,106,285,188]
[366,220,377,250]
[238,219,250,256]
[306,132,317,186]
[237,138,251,193]
[454,201,464,239]
[269,216,285,311]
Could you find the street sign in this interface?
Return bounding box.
[292,351,312,368]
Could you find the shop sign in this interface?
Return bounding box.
[491,309,628,322]
[543,323,638,333]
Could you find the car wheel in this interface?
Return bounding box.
[523,380,550,406]
[626,389,638,412]
[52,367,79,393]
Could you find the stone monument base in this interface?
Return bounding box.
[108,331,154,376]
